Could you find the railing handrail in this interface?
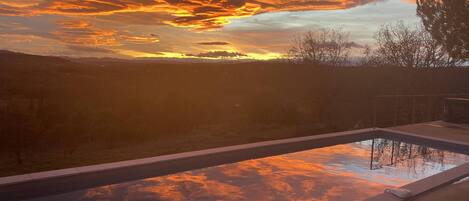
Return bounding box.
[372,93,469,127]
[375,93,469,98]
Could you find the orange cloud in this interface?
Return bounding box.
[0,0,43,7]
[52,20,119,46]
[52,20,160,47]
[0,0,376,30]
[120,34,160,43]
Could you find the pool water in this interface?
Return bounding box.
[30,139,469,201]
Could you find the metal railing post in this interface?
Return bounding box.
[411,96,416,124]
[370,139,375,170]
[373,97,377,128]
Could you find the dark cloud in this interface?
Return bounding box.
[196,41,231,46]
[186,51,247,58]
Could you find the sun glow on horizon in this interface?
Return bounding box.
[0,0,419,60]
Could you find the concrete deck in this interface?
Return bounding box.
[413,180,469,201]
[370,121,469,201]
[390,121,469,143]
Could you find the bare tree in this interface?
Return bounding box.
[288,28,352,65]
[363,21,457,67]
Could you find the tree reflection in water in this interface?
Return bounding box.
[370,138,455,177]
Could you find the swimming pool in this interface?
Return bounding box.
[27,138,469,201]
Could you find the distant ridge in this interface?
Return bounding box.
[0,49,55,58]
[0,50,73,66]
[0,50,287,66]
[67,56,269,65]
[0,50,15,54]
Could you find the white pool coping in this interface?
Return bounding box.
[1,127,468,201]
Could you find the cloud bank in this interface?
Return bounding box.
[0,0,376,30]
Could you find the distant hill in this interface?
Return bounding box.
[0,50,74,67]
[66,56,263,65]
[0,50,101,98]
[0,50,283,66]
[1,50,468,101]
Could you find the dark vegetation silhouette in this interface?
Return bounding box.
[417,0,468,64]
[363,21,457,67]
[288,28,352,65]
[291,1,468,67]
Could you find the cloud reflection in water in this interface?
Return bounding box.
[30,139,469,201]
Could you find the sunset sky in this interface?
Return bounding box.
[0,0,418,60]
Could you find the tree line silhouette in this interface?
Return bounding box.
[290,0,468,67]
